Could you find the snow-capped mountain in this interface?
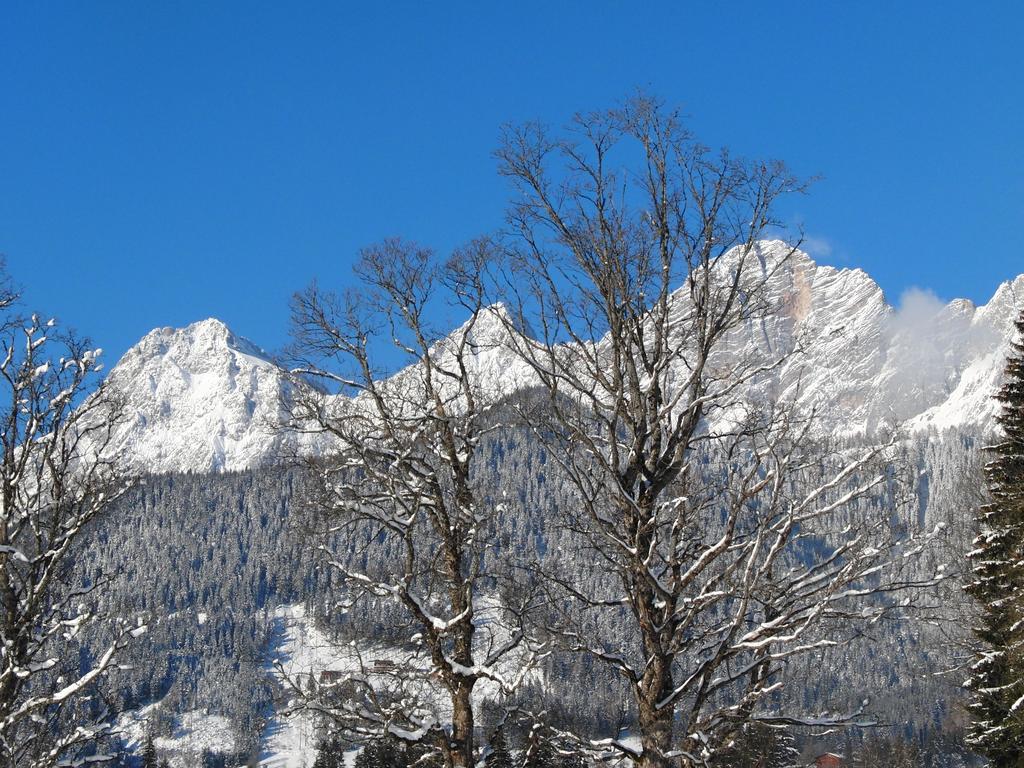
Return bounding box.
[104,318,319,474]
[714,241,1023,434]
[908,275,1024,431]
[103,246,1024,474]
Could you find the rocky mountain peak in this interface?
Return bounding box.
[100,245,1024,474]
[104,318,297,474]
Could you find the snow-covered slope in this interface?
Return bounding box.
[115,704,237,768]
[261,601,536,768]
[908,274,1024,431]
[102,309,537,474]
[261,605,345,768]
[702,242,895,433]
[708,241,1024,434]
[102,249,1024,473]
[104,318,320,474]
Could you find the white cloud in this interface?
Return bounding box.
[890,286,945,335]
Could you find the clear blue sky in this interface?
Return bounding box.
[1,2,1022,364]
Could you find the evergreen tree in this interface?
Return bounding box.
[354,741,376,768]
[405,736,443,768]
[355,736,407,768]
[559,751,589,768]
[967,310,1024,767]
[380,736,407,768]
[314,738,345,768]
[710,723,798,767]
[851,734,919,768]
[485,728,515,768]
[140,729,158,768]
[523,726,558,768]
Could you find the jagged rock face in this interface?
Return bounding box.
[908,274,1024,431]
[374,303,537,410]
[710,242,894,433]
[707,241,1024,435]
[102,246,1024,473]
[104,318,312,474]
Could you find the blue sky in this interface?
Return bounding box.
[1,2,1022,364]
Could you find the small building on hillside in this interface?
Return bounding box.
[814,753,844,768]
[319,669,346,684]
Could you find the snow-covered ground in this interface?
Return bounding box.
[259,604,355,768]
[114,703,237,767]
[259,599,540,767]
[112,606,359,767]
[112,599,539,766]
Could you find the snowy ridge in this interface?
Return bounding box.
[907,274,1024,431]
[703,241,1021,435]
[359,302,537,418]
[103,318,325,474]
[101,248,1024,473]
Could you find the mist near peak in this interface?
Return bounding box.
[889,287,955,336]
[873,286,992,423]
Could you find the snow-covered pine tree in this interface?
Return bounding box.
[967,309,1024,766]
[140,730,158,768]
[558,753,589,768]
[710,723,799,767]
[485,727,514,768]
[406,737,444,768]
[313,739,345,768]
[354,735,407,768]
[353,740,376,768]
[850,734,920,768]
[522,725,558,768]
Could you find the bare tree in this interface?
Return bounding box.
[0,271,142,766]
[492,95,943,768]
[287,240,542,768]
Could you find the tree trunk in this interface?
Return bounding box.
[447,558,476,768]
[449,681,475,768]
[636,654,676,768]
[636,706,675,768]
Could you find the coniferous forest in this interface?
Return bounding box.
[48,422,992,767]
